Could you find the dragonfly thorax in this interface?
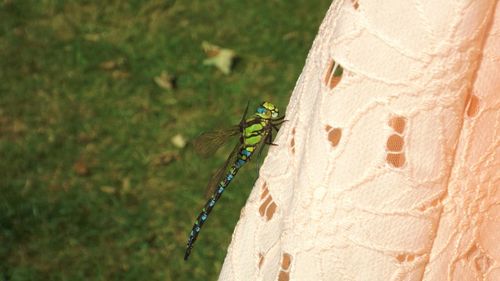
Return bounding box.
[242,121,267,147]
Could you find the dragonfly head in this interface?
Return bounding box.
[256,102,279,120]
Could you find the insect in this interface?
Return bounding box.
[184,101,285,260]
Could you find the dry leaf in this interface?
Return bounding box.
[171,134,186,148]
[11,119,27,134]
[202,41,236,75]
[73,160,90,176]
[100,61,117,70]
[152,151,180,166]
[100,58,125,70]
[111,70,130,79]
[84,33,100,42]
[122,177,131,193]
[100,186,116,194]
[154,71,176,90]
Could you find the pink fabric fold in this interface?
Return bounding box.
[219,1,500,280]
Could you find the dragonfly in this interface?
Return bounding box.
[184,101,285,260]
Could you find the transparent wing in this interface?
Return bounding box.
[204,141,241,198]
[192,102,250,157]
[192,127,239,157]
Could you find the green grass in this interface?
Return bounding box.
[0,1,331,280]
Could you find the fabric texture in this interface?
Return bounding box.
[219,0,500,280]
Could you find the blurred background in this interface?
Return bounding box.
[0,0,330,280]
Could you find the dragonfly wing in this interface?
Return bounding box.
[241,101,250,124]
[192,127,239,157]
[192,103,250,157]
[204,141,240,198]
[196,103,252,195]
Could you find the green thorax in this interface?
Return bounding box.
[242,116,269,147]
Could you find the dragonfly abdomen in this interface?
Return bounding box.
[184,157,244,260]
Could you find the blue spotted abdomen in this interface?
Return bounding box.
[184,149,252,260]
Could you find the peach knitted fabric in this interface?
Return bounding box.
[219,0,500,280]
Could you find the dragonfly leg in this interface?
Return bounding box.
[273,119,288,126]
[264,131,278,146]
[271,122,286,132]
[257,131,272,157]
[271,119,287,131]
